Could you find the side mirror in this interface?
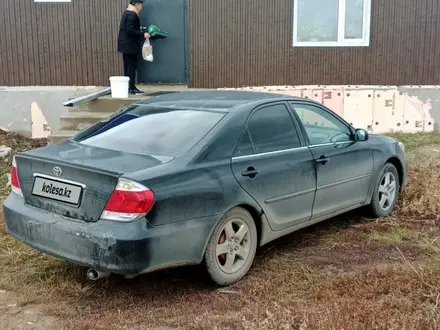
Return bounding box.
[355,128,369,141]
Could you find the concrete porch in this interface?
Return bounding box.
[48,85,196,144]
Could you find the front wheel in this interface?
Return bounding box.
[368,163,400,218]
[204,207,257,286]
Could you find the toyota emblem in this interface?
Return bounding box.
[53,166,62,177]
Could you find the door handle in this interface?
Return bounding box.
[315,155,329,165]
[241,166,260,178]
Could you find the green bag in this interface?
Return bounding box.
[147,24,168,39]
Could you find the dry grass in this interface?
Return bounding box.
[1,131,440,329]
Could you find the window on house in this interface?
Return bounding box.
[293,0,371,47]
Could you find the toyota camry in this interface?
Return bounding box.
[3,91,408,286]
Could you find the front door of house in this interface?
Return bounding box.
[138,0,188,84]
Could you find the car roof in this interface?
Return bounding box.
[136,90,302,113]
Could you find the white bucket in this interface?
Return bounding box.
[109,76,130,99]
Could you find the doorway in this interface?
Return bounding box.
[138,0,189,85]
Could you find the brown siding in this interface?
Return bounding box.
[0,0,127,86]
[189,0,440,88]
[1,0,439,87]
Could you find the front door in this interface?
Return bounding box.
[231,102,317,231]
[138,0,188,84]
[289,102,374,219]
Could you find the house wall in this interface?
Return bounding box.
[1,85,438,139]
[189,0,440,88]
[220,85,439,133]
[1,0,439,88]
[0,87,100,138]
[0,0,127,86]
[1,1,439,138]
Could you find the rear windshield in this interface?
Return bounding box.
[76,107,225,156]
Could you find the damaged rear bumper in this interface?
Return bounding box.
[3,193,218,276]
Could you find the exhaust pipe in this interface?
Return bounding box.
[86,268,110,281]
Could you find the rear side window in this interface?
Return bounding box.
[76,107,224,156]
[234,130,254,156]
[235,104,301,156]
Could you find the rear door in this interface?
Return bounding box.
[231,102,317,231]
[288,101,373,218]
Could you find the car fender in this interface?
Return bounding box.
[365,140,406,204]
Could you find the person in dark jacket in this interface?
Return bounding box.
[117,0,150,95]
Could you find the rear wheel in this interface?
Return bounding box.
[204,207,257,286]
[368,163,400,218]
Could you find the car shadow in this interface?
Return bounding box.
[86,209,368,295]
[259,208,366,255]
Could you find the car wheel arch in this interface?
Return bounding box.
[201,204,263,259]
[365,156,404,206]
[236,204,263,245]
[385,157,403,188]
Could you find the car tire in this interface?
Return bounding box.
[368,163,400,218]
[204,207,258,286]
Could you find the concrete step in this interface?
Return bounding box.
[49,87,195,145]
[48,130,80,145]
[60,111,113,131]
[67,85,201,113]
[71,98,139,113]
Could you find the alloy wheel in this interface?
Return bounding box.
[378,171,397,212]
[216,219,251,274]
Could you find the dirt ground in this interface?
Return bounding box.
[1,130,440,329]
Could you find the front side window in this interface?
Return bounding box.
[291,103,352,145]
[293,0,371,47]
[234,104,301,156]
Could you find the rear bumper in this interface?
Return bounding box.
[3,193,219,276]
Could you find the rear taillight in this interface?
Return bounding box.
[11,157,23,197]
[100,178,155,222]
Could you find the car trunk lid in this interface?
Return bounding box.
[15,142,172,222]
